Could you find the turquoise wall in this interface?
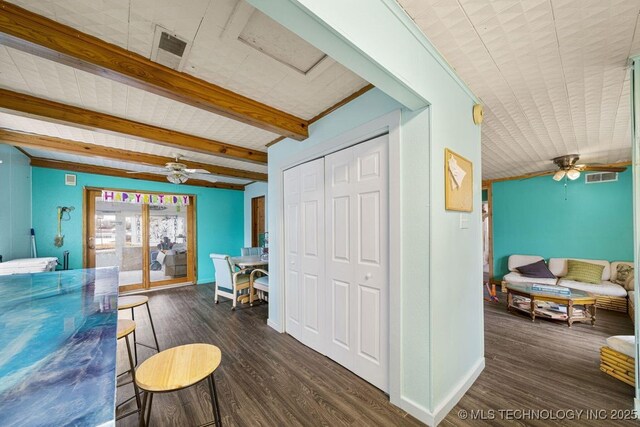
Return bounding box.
[0,145,32,261]
[492,169,633,279]
[31,167,244,284]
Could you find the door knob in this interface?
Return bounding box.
[365,273,372,280]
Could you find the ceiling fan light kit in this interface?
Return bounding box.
[545,154,624,183]
[167,171,189,184]
[566,169,581,180]
[127,155,213,184]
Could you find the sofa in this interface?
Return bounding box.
[503,255,634,313]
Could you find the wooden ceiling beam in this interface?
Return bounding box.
[0,89,268,164]
[29,157,245,191]
[0,129,267,182]
[0,1,308,140]
[264,84,375,149]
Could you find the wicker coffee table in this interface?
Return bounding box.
[505,282,597,327]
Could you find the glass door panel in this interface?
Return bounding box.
[95,198,145,291]
[148,204,189,286]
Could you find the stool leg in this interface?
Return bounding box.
[131,307,138,366]
[145,302,160,353]
[143,392,153,427]
[208,374,222,427]
[125,334,142,412]
[139,391,148,427]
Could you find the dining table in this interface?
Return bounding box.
[231,255,269,269]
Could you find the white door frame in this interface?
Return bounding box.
[273,109,402,403]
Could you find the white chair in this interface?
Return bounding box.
[249,268,269,306]
[210,254,251,310]
[241,247,262,256]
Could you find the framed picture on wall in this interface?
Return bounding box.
[445,148,473,212]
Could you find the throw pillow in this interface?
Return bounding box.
[615,264,634,286]
[564,260,604,285]
[516,259,556,279]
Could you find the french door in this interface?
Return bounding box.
[284,134,389,392]
[84,188,196,293]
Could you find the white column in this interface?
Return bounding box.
[630,57,640,412]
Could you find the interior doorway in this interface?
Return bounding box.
[84,188,196,292]
[482,184,493,283]
[251,195,266,247]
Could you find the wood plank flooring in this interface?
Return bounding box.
[444,293,636,426]
[115,283,421,426]
[116,285,636,426]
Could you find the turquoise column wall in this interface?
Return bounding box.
[31,167,244,284]
[492,169,633,279]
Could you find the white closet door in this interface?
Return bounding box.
[325,134,389,392]
[284,165,302,338]
[284,158,325,347]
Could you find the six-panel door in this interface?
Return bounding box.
[284,135,388,392]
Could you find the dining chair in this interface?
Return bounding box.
[241,247,262,256]
[210,254,251,310]
[249,268,269,306]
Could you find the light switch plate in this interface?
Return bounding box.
[459,214,469,229]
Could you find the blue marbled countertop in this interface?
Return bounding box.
[0,267,118,427]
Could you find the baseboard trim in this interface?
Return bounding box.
[432,357,485,425]
[267,318,283,332]
[398,396,435,426]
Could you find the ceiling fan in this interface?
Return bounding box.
[127,155,214,184]
[534,154,627,182]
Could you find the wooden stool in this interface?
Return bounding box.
[116,319,142,421]
[135,344,222,427]
[118,295,160,365]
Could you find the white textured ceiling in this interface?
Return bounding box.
[5,0,368,120]
[25,147,252,185]
[0,112,268,174]
[398,0,638,179]
[0,0,368,186]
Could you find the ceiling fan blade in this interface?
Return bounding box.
[519,170,556,180]
[580,165,627,173]
[184,168,211,174]
[127,170,171,175]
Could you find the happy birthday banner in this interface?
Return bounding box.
[102,190,190,205]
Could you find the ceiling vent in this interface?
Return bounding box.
[151,26,192,71]
[585,172,618,184]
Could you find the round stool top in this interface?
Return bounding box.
[135,344,221,393]
[117,319,136,339]
[118,295,149,310]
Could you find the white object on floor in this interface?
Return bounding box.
[606,336,635,358]
[0,257,58,275]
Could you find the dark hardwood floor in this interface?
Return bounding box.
[116,284,636,426]
[444,293,636,426]
[116,283,421,426]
